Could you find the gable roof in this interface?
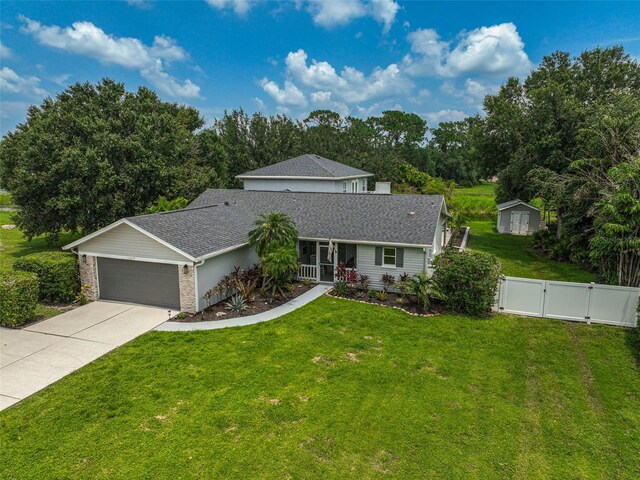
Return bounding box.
[236,154,372,180]
[65,190,446,262]
[496,199,540,211]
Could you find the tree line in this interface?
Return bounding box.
[1,46,638,286]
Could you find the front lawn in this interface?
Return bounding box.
[467,219,596,282]
[1,297,638,479]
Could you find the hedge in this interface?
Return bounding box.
[13,251,79,303]
[431,249,502,316]
[0,271,39,327]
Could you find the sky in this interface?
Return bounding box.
[1,1,639,135]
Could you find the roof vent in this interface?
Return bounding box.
[408,211,416,216]
[224,201,229,206]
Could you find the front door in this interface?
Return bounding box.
[319,242,334,282]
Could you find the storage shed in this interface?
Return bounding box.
[496,199,541,235]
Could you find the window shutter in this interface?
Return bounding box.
[375,247,382,266]
[396,248,404,268]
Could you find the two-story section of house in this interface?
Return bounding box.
[237,154,374,193]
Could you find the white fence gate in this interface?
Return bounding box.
[495,276,639,328]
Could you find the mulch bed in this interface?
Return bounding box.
[174,282,315,322]
[327,289,444,316]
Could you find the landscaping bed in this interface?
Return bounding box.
[327,288,442,316]
[174,281,315,322]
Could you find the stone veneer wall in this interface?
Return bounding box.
[178,264,197,313]
[79,254,99,301]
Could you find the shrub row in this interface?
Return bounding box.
[13,251,79,303]
[431,249,501,316]
[0,271,39,327]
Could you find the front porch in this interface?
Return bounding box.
[297,240,357,283]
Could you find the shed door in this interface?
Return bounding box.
[510,211,530,235]
[97,257,180,309]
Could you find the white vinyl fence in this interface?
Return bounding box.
[495,276,640,328]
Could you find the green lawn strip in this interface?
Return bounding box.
[467,219,595,282]
[1,297,638,479]
[0,211,79,273]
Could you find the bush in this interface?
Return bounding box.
[13,252,79,303]
[0,271,39,327]
[431,250,501,316]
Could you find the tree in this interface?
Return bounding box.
[248,212,298,258]
[146,196,189,213]
[261,246,299,297]
[405,272,446,312]
[0,79,205,239]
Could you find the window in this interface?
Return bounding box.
[351,180,358,193]
[337,243,357,268]
[342,181,347,193]
[383,247,396,266]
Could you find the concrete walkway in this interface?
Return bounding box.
[0,301,168,411]
[155,284,332,332]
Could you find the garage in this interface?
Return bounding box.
[97,257,180,309]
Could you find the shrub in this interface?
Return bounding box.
[406,272,446,313]
[225,294,248,312]
[13,252,79,303]
[74,284,91,305]
[367,289,377,299]
[333,280,348,297]
[261,245,299,297]
[375,290,389,302]
[0,271,39,327]
[381,273,395,292]
[431,250,501,316]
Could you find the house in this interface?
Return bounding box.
[63,157,448,313]
[237,154,374,193]
[496,199,541,235]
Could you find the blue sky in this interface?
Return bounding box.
[1,1,639,135]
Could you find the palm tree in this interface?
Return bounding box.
[248,212,298,258]
[407,272,446,312]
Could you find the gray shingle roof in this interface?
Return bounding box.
[126,190,445,260]
[236,154,372,179]
[496,199,539,211]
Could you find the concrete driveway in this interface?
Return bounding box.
[0,301,168,411]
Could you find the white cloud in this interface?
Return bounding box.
[0,41,12,59]
[126,0,153,9]
[0,67,47,98]
[306,0,399,32]
[371,0,400,34]
[205,0,251,15]
[440,78,497,109]
[19,17,200,98]
[285,49,413,103]
[424,109,468,125]
[259,78,308,108]
[404,22,533,78]
[306,0,366,28]
[253,97,266,111]
[206,0,398,32]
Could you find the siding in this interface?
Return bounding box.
[242,177,368,193]
[78,223,190,262]
[357,244,427,290]
[497,205,541,234]
[195,245,260,310]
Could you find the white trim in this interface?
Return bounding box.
[497,200,540,212]
[78,251,193,266]
[382,246,397,267]
[195,242,250,262]
[236,174,373,181]
[298,236,431,249]
[63,219,128,250]
[63,219,196,261]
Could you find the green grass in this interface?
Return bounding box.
[0,192,13,206]
[1,297,638,479]
[468,219,595,282]
[452,182,497,219]
[0,211,78,273]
